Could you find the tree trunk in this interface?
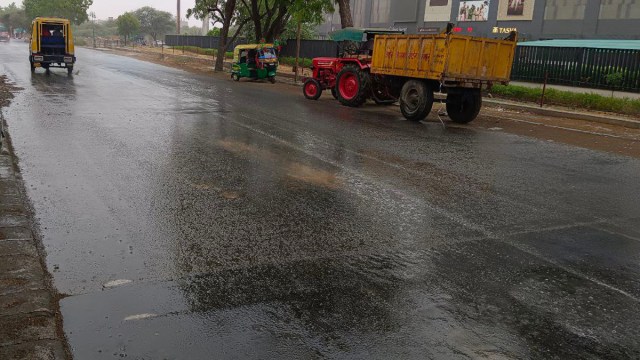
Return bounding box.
[336,0,353,28]
[215,0,237,72]
[294,20,302,83]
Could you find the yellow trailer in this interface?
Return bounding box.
[331,25,517,123]
[367,29,516,123]
[371,33,517,88]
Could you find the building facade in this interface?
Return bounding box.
[317,0,640,40]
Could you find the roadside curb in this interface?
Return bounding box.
[483,99,640,129]
[0,114,70,359]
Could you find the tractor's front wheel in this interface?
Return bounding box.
[400,80,434,121]
[303,79,322,100]
[446,89,482,124]
[336,64,371,107]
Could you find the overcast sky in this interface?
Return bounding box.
[0,0,201,26]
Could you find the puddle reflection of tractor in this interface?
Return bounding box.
[303,24,517,124]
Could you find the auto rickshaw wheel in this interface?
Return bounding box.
[67,66,73,75]
[232,73,240,81]
[268,76,276,84]
[303,79,322,100]
[446,89,482,124]
[30,61,35,72]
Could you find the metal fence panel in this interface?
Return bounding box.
[164,35,246,51]
[277,40,338,59]
[511,45,640,93]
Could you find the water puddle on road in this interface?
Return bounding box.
[217,139,341,190]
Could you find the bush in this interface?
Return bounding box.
[490,84,640,117]
[171,46,234,59]
[278,57,313,68]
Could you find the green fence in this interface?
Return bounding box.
[511,46,640,93]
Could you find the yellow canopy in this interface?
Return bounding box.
[233,43,275,62]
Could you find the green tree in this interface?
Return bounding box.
[188,0,242,72]
[289,0,333,81]
[133,6,174,45]
[116,12,140,46]
[206,27,221,36]
[234,0,331,42]
[23,0,93,25]
[0,3,29,35]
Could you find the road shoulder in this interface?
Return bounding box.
[1,77,70,359]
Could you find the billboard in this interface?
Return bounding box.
[457,1,490,22]
[424,0,454,22]
[497,0,536,21]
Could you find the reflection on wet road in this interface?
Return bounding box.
[1,42,639,359]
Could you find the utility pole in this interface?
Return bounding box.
[90,12,96,48]
[177,0,181,35]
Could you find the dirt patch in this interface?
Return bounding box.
[0,75,21,108]
[287,163,339,189]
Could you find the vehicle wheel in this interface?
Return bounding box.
[303,79,322,100]
[268,76,276,84]
[336,64,371,107]
[331,87,338,100]
[399,80,434,121]
[30,61,35,72]
[446,89,482,124]
[232,73,240,81]
[67,66,73,75]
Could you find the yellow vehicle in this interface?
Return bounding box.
[369,25,517,123]
[29,17,75,74]
[332,24,517,123]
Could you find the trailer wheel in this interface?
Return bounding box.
[400,80,434,121]
[336,64,371,107]
[303,79,322,100]
[446,89,482,124]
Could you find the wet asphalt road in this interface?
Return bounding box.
[2,41,640,359]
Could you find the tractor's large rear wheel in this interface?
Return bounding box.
[336,64,371,107]
[446,89,482,124]
[400,80,434,121]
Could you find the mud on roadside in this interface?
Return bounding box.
[0,75,71,359]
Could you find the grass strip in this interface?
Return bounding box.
[491,84,640,117]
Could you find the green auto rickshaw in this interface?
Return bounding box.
[231,44,278,83]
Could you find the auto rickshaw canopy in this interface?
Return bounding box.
[329,28,404,42]
[233,43,275,63]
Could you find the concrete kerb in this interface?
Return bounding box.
[0,114,71,359]
[483,99,640,129]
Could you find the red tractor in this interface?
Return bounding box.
[303,28,404,105]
